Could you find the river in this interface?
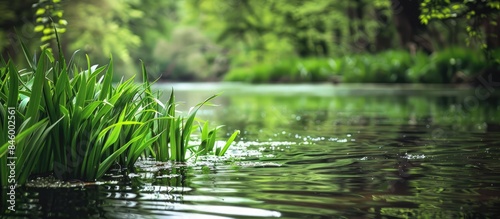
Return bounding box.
[4,83,500,218]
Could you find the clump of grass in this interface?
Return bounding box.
[407,52,431,83]
[376,50,413,83]
[342,50,413,83]
[341,54,369,83]
[148,89,239,162]
[224,58,335,83]
[196,121,240,157]
[408,47,486,83]
[0,36,239,186]
[297,58,334,82]
[223,68,254,83]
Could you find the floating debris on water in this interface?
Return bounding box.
[128,173,142,178]
[235,141,296,147]
[401,153,426,159]
[156,174,181,179]
[26,176,118,188]
[234,161,282,168]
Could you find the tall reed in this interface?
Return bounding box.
[0,37,238,186]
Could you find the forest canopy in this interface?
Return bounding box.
[1,0,498,82]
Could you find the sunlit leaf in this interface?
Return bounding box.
[35,8,46,15]
[34,25,44,32]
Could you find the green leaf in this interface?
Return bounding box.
[99,56,114,101]
[182,94,218,148]
[45,48,55,63]
[35,8,46,15]
[96,135,142,178]
[43,28,53,35]
[7,61,19,109]
[34,25,45,32]
[24,50,47,128]
[218,130,240,156]
[99,121,143,154]
[59,19,68,25]
[169,117,179,161]
[128,131,163,166]
[81,101,103,120]
[41,35,54,42]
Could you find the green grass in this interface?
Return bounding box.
[0,37,239,187]
[410,47,485,83]
[196,121,240,157]
[342,50,413,83]
[224,58,335,83]
[224,48,489,84]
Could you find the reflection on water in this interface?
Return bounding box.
[2,83,500,218]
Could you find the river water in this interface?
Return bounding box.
[3,83,500,218]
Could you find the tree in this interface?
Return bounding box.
[184,0,398,63]
[391,0,434,53]
[420,0,500,50]
[128,0,180,79]
[61,0,142,79]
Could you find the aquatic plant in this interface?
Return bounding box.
[0,36,238,187]
[149,89,238,162]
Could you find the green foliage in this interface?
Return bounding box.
[61,0,143,79]
[420,0,500,49]
[225,58,335,83]
[225,48,488,84]
[408,47,486,83]
[407,52,433,83]
[298,59,336,82]
[343,50,413,83]
[420,0,500,25]
[195,121,240,157]
[2,0,495,82]
[0,39,239,187]
[151,27,227,81]
[184,0,395,66]
[33,0,67,49]
[490,48,500,64]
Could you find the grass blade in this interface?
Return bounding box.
[218,130,240,156]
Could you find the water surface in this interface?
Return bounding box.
[3,83,500,218]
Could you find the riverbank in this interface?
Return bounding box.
[224,47,499,84]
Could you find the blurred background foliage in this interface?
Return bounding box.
[0,0,499,82]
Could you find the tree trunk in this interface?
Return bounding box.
[484,15,500,49]
[391,0,433,54]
